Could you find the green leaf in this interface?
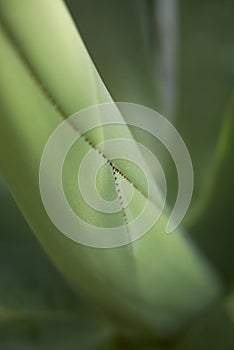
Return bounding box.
[0,0,221,337]
[0,179,113,350]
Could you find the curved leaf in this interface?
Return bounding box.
[0,0,221,338]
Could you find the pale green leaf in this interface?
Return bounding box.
[0,0,221,338]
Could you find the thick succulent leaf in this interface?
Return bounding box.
[0,179,113,350]
[0,0,221,337]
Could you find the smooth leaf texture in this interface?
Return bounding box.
[0,179,113,350]
[0,0,221,338]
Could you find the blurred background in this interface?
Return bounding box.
[0,0,234,348]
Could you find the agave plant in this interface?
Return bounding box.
[0,0,233,349]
